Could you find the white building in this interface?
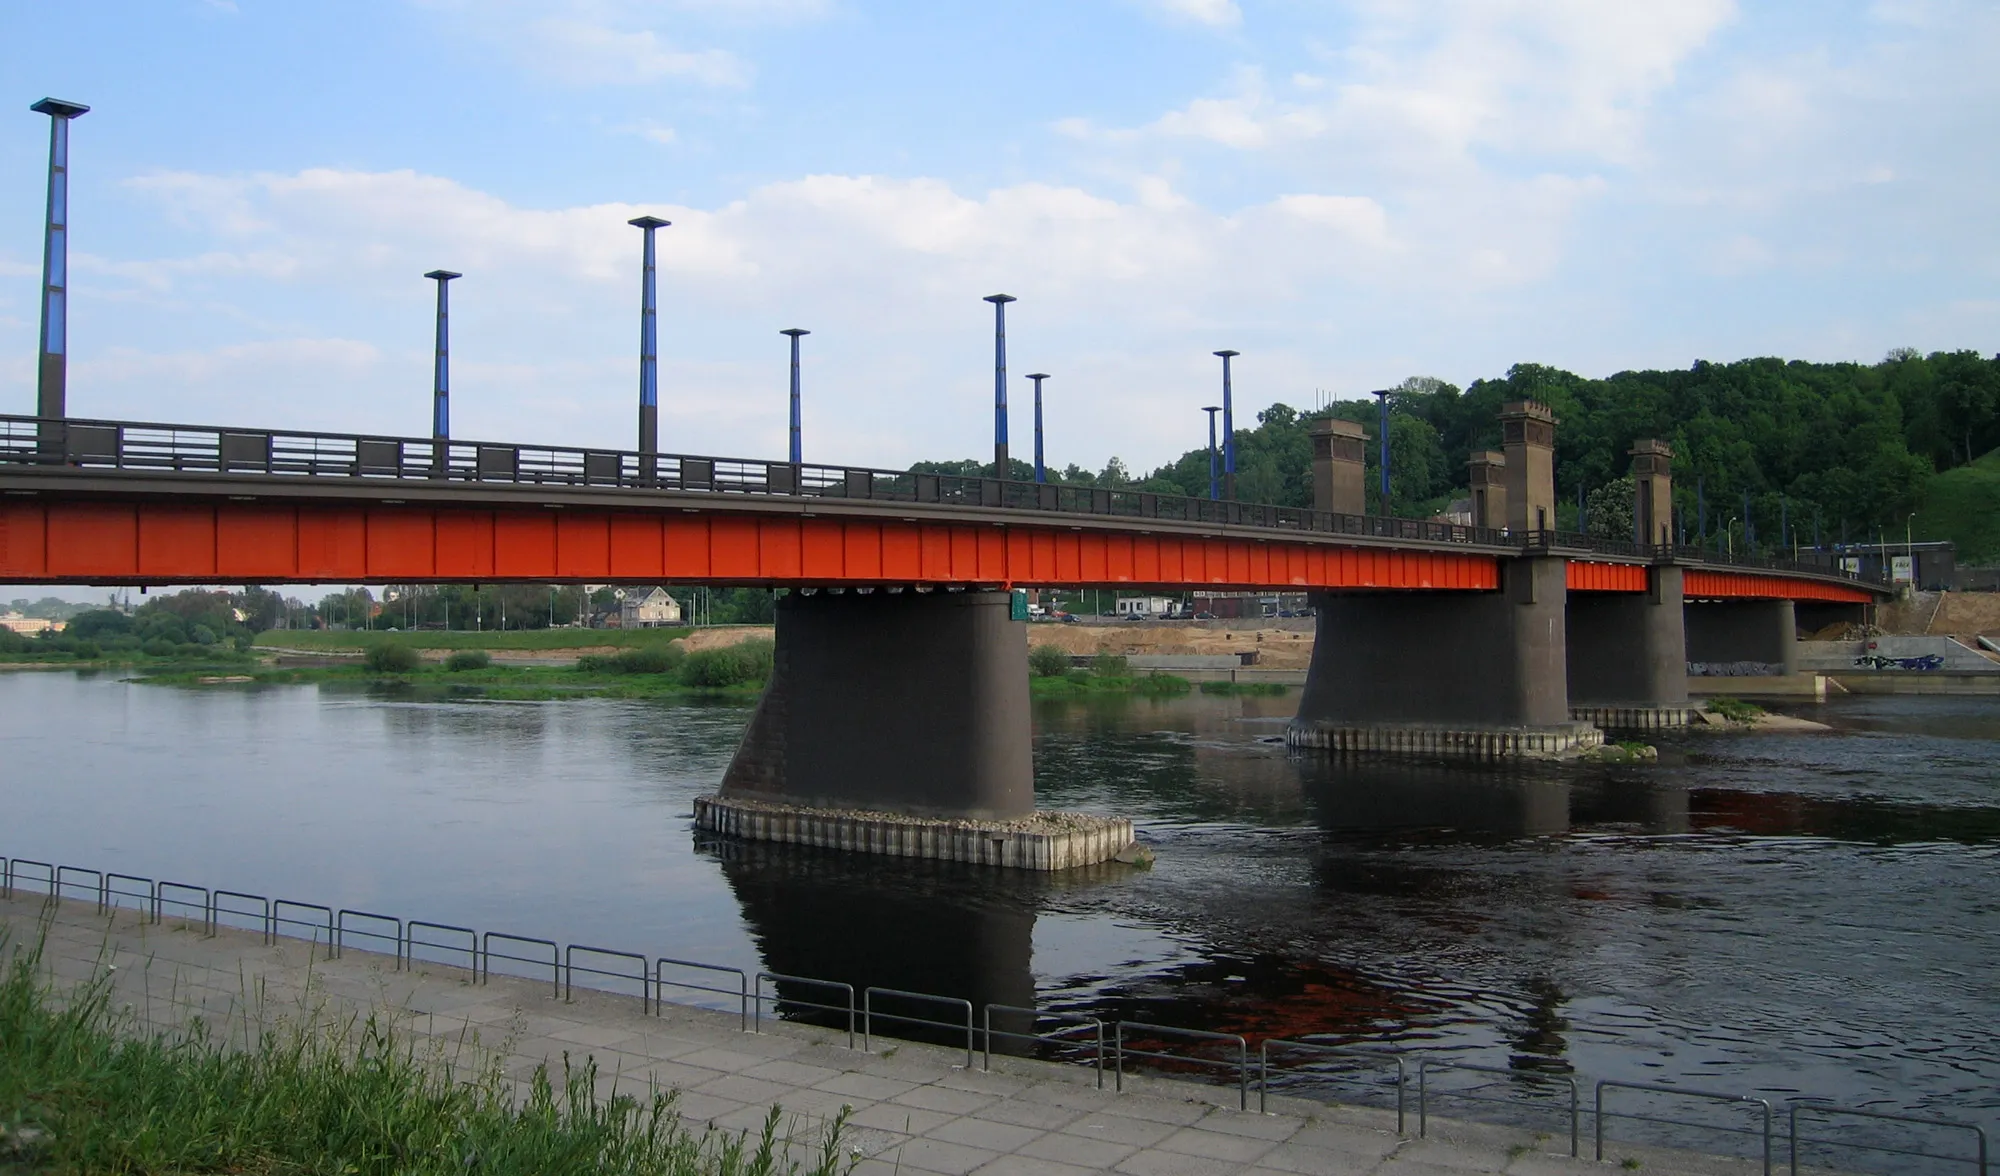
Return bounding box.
[1114,595,1178,618]
[618,587,684,628]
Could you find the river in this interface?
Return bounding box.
[3,670,1995,1161]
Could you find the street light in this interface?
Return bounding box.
[984,295,1016,477]
[1026,373,1050,484]
[31,98,88,432]
[424,269,459,475]
[1370,389,1392,513]
[1213,351,1239,500]
[780,328,809,465]
[1202,406,1222,500]
[628,215,671,461]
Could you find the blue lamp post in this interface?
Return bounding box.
[984,294,1016,477]
[1203,406,1221,500]
[424,269,459,475]
[1026,373,1050,483]
[32,97,88,427]
[781,329,809,465]
[628,216,670,460]
[1371,389,1392,513]
[1213,351,1238,500]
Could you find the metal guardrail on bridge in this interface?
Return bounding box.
[0,414,1880,587]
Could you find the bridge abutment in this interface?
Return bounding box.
[1567,566,1696,730]
[1288,555,1603,758]
[698,588,1135,869]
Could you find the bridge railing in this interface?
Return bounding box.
[0,414,1878,586]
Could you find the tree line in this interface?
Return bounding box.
[922,349,1999,556]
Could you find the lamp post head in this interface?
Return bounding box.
[628,215,671,231]
[983,293,1016,305]
[1370,388,1391,399]
[1202,405,1221,416]
[1026,372,1049,382]
[424,270,461,282]
[780,328,810,338]
[1213,349,1239,360]
[31,98,89,119]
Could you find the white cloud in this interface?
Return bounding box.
[1138,0,1242,29]
[523,18,749,87]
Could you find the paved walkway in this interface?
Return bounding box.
[2,893,1796,1176]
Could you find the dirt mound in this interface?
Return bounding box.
[676,625,774,652]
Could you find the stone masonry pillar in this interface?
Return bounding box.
[719,589,1034,819]
[1567,565,1690,712]
[1501,401,1558,536]
[1467,450,1507,531]
[1289,555,1599,758]
[1630,439,1674,547]
[1310,417,1368,515]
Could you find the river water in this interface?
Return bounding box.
[3,671,1996,1158]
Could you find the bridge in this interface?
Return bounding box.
[0,408,1884,866]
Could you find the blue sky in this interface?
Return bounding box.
[3,0,1997,478]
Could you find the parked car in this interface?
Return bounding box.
[1193,611,1216,620]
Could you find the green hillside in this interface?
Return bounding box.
[1914,449,2000,564]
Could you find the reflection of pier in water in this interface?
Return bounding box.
[705,836,1054,1048]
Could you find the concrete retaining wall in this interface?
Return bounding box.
[1800,636,1999,673]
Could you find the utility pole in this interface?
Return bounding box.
[985,295,1016,478]
[781,329,809,465]
[629,216,670,465]
[32,98,88,445]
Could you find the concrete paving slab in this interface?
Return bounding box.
[1018,1131,1140,1169]
[1154,1126,1281,1164]
[970,1156,1101,1176]
[893,1083,1004,1116]
[926,1115,1047,1153]
[881,1135,1005,1175]
[815,1071,923,1101]
[969,1097,1088,1132]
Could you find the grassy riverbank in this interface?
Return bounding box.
[144,641,774,701]
[0,933,850,1175]
[253,627,699,653]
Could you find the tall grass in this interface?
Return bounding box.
[254,628,700,653]
[0,931,851,1175]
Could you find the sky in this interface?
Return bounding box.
[3,0,1998,486]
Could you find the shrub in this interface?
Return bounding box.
[679,641,773,688]
[68,640,101,661]
[364,643,422,674]
[1091,653,1130,677]
[1706,696,1763,723]
[445,649,492,672]
[0,629,25,655]
[1028,645,1072,677]
[1136,671,1191,696]
[190,623,218,646]
[141,638,179,658]
[611,645,683,675]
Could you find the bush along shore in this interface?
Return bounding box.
[140,640,775,701]
[0,930,853,1175]
[1027,650,1194,698]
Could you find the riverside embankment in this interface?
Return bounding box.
[4,891,1868,1175]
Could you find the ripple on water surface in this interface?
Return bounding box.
[3,673,1996,1155]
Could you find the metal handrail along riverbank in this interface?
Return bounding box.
[3,851,1986,1176]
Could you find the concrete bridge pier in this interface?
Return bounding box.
[696,588,1135,869]
[1287,555,1604,759]
[1686,598,1799,677]
[1567,566,1696,731]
